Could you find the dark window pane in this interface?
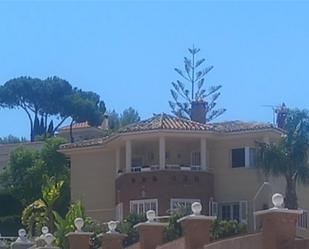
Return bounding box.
[232,148,245,167]
[233,204,240,222]
[221,205,231,220]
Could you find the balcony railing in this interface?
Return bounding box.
[123,164,202,173]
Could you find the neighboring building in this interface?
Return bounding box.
[57,119,108,142]
[0,142,44,171]
[60,112,309,237]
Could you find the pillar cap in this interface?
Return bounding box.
[177,215,217,223]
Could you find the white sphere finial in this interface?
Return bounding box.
[44,233,55,246]
[41,226,49,235]
[191,202,202,215]
[18,229,26,239]
[146,210,156,222]
[272,193,284,209]
[107,221,119,233]
[17,229,28,242]
[74,218,84,232]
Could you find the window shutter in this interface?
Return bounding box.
[240,201,248,224]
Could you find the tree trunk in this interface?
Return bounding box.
[285,176,298,209]
[69,119,74,143]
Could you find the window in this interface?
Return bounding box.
[191,151,201,166]
[209,200,218,216]
[219,201,248,224]
[298,210,308,229]
[170,198,200,213]
[232,148,245,167]
[132,157,143,171]
[249,148,257,168]
[116,203,123,221]
[130,199,158,215]
[231,147,257,168]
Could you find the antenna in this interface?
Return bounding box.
[261,104,281,125]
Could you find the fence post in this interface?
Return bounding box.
[255,193,302,249]
[66,218,92,249]
[177,202,216,249]
[99,221,126,249]
[134,210,166,249]
[10,229,34,249]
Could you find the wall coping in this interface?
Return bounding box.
[134,222,167,229]
[254,208,303,216]
[177,215,217,223]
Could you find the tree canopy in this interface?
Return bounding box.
[169,46,226,122]
[0,76,106,141]
[257,108,309,209]
[0,135,27,144]
[107,107,140,131]
[0,138,69,207]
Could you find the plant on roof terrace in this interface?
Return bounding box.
[169,46,226,122]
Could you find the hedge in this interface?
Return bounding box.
[0,215,22,236]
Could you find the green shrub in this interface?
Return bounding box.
[118,213,147,246]
[0,215,22,236]
[210,219,247,240]
[164,213,185,242]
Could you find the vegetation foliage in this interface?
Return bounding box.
[107,107,141,131]
[21,176,64,236]
[118,213,147,246]
[0,76,106,141]
[0,138,69,207]
[0,135,27,144]
[257,109,309,209]
[169,46,226,122]
[210,219,247,240]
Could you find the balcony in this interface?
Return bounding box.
[115,168,214,217]
[115,135,209,176]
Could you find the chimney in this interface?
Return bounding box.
[275,103,288,129]
[100,115,109,130]
[190,101,206,124]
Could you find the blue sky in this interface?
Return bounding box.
[0,1,308,138]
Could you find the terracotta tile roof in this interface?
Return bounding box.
[118,113,211,132]
[118,113,277,133]
[59,122,91,131]
[60,113,282,150]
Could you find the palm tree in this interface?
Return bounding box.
[257,109,309,209]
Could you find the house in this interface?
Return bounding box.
[59,112,309,237]
[57,118,109,142]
